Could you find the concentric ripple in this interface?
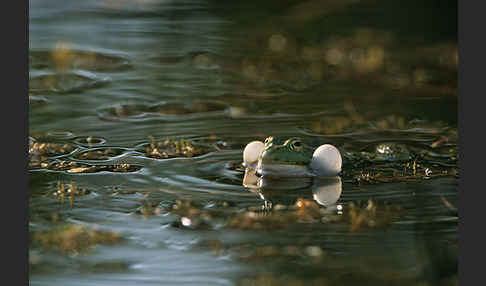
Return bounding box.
[29,49,132,72]
[71,147,128,161]
[73,136,107,147]
[29,70,110,94]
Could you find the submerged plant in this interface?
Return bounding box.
[31,224,122,255]
[346,200,401,232]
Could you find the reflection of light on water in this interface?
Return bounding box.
[181,217,192,227]
[377,144,391,154]
[305,246,324,257]
[228,106,248,117]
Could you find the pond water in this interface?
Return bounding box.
[29,0,458,285]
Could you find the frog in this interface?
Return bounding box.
[256,137,315,177]
[262,136,284,148]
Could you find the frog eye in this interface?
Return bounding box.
[293,141,302,147]
[264,136,273,145]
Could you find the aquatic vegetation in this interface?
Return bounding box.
[227,199,323,230]
[29,156,50,170]
[311,115,355,135]
[29,140,75,157]
[52,181,91,207]
[342,151,458,185]
[29,135,135,173]
[97,101,228,122]
[47,160,142,173]
[31,224,122,255]
[238,270,446,286]
[311,114,455,136]
[232,243,327,264]
[29,71,110,94]
[167,199,296,230]
[346,200,401,232]
[72,148,125,160]
[135,200,163,217]
[334,134,459,185]
[229,198,401,231]
[231,15,457,95]
[145,137,211,159]
[169,200,220,230]
[30,45,131,72]
[239,273,329,286]
[227,210,299,230]
[29,139,76,169]
[167,197,401,232]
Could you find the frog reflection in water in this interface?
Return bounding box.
[257,137,315,177]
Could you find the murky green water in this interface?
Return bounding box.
[29,1,458,285]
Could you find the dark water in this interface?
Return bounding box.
[29,1,458,285]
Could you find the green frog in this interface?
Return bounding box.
[256,137,315,177]
[262,136,284,148]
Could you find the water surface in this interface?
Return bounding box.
[29,1,458,285]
